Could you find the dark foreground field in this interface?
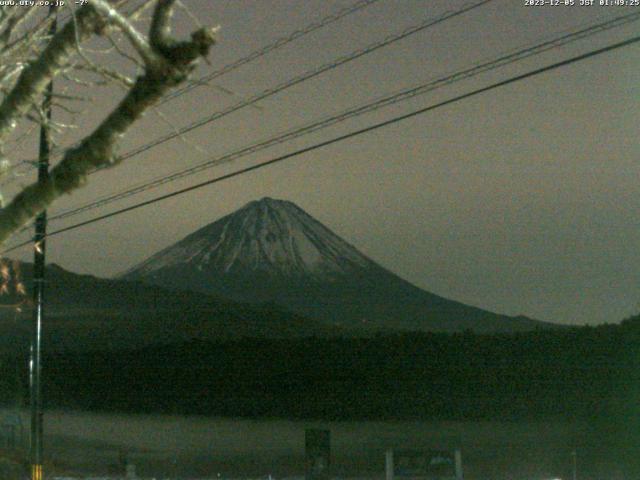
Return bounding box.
[0,320,637,478]
[0,409,634,480]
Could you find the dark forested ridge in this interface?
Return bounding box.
[1,316,637,428]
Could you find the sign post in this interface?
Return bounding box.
[385,449,463,480]
[30,7,56,480]
[305,429,331,480]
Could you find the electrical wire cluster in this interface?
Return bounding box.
[2,1,639,254]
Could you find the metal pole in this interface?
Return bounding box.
[30,7,56,480]
[572,449,577,480]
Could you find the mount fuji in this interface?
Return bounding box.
[122,197,551,333]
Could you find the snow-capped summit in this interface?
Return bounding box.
[123,198,552,333]
[124,197,376,279]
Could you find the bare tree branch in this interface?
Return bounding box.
[0,5,104,148]
[0,0,218,244]
[150,0,175,50]
[90,0,158,67]
[127,0,159,22]
[0,7,37,49]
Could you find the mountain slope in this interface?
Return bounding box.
[124,197,376,279]
[0,261,342,353]
[123,198,553,333]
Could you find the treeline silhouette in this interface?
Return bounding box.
[0,316,638,428]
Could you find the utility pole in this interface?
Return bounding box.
[30,6,56,480]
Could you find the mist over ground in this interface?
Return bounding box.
[0,409,625,480]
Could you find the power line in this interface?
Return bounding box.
[47,10,640,223]
[101,0,494,167]
[2,0,493,194]
[1,0,382,183]
[159,0,384,105]
[3,32,639,256]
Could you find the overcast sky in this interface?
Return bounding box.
[4,0,640,326]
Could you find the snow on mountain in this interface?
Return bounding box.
[124,197,376,279]
[123,198,553,333]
